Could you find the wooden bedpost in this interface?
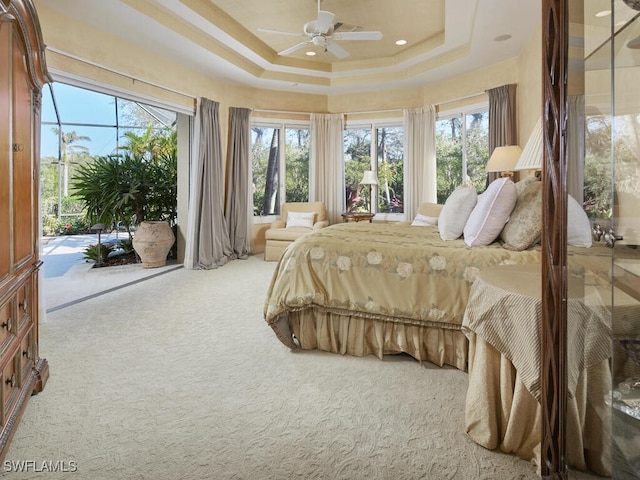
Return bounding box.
[541,0,569,478]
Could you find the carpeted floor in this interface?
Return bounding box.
[4,255,593,479]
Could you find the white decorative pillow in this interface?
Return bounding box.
[463,177,517,247]
[500,180,543,251]
[286,211,315,229]
[411,214,438,226]
[438,183,478,240]
[568,195,592,247]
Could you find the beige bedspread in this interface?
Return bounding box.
[264,223,542,352]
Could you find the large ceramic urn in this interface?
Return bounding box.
[132,221,175,268]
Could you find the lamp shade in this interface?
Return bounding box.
[486,145,522,173]
[359,170,378,185]
[514,117,543,171]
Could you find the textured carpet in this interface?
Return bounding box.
[6,255,553,479]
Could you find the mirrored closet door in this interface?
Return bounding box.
[569,0,640,478]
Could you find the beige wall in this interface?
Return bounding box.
[34,0,543,256]
[518,25,543,148]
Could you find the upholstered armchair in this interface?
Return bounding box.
[264,202,329,261]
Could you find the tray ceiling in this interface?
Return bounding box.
[38,0,543,95]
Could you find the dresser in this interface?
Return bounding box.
[0,0,50,461]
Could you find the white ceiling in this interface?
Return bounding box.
[39,0,545,95]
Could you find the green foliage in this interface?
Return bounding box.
[285,128,310,203]
[376,127,404,213]
[118,238,134,254]
[377,160,403,213]
[436,118,464,204]
[71,129,177,234]
[435,113,489,204]
[252,127,279,216]
[42,214,91,236]
[344,128,371,212]
[82,243,116,263]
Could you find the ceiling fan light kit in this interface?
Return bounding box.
[258,0,383,59]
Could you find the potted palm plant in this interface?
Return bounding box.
[72,129,177,268]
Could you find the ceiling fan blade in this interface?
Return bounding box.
[326,42,349,59]
[315,11,335,33]
[278,41,311,56]
[258,28,304,37]
[332,31,383,41]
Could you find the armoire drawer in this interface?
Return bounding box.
[1,353,20,426]
[15,279,32,331]
[19,328,34,384]
[0,299,15,355]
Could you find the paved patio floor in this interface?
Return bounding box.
[41,234,181,313]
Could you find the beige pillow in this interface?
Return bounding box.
[463,177,517,247]
[438,183,478,240]
[515,175,539,195]
[500,180,543,251]
[417,202,443,218]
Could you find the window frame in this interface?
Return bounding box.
[251,118,311,224]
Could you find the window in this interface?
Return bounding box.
[252,123,310,217]
[285,127,310,203]
[40,82,177,231]
[435,108,489,203]
[344,123,404,216]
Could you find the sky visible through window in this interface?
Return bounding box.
[40,82,176,159]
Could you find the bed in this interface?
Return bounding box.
[263,220,543,370]
[263,177,614,372]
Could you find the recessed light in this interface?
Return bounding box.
[306,51,316,56]
[395,39,407,46]
[595,10,611,17]
[494,34,512,42]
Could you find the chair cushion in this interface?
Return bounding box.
[265,227,314,241]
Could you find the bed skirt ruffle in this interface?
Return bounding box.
[274,310,468,371]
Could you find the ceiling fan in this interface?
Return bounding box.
[257,0,383,59]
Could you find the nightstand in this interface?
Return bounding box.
[341,212,375,223]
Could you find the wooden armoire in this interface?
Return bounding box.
[0,0,49,461]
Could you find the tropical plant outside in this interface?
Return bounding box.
[71,128,178,241]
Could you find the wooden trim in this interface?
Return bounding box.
[6,0,51,89]
[541,0,569,478]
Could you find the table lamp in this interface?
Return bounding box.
[486,145,522,178]
[359,170,378,213]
